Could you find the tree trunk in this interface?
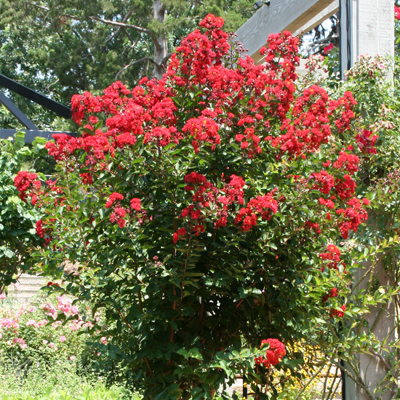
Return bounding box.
[153,1,168,80]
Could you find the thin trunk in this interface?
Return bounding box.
[153,1,168,79]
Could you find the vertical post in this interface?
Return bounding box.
[339,0,353,79]
[357,0,394,59]
[243,374,248,399]
[338,2,395,398]
[340,0,394,79]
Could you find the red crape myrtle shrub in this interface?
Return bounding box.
[25,14,369,399]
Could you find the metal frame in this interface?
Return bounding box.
[0,74,71,119]
[0,129,73,142]
[0,74,73,143]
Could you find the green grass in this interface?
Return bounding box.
[0,360,140,400]
[0,384,133,400]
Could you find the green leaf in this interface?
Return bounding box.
[14,131,26,151]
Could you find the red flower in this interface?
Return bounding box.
[395,5,400,20]
[323,43,334,54]
[106,192,124,208]
[331,304,346,318]
[235,134,244,142]
[130,198,141,211]
[182,117,220,152]
[109,206,128,228]
[173,228,187,243]
[255,338,286,368]
[80,173,93,185]
[333,151,359,175]
[36,220,45,238]
[323,287,339,302]
[199,13,224,29]
[193,224,205,236]
[14,171,41,203]
[319,244,342,271]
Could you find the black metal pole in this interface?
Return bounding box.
[0,90,38,130]
[341,359,347,400]
[243,374,248,399]
[0,74,71,119]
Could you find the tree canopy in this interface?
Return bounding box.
[0,0,254,131]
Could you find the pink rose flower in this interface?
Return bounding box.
[60,335,66,342]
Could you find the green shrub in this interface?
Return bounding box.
[0,133,43,291]
[0,293,140,399]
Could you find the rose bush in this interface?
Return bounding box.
[0,292,95,367]
[18,14,372,399]
[0,293,137,400]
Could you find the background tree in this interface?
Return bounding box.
[0,0,254,131]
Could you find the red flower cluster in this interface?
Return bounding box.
[255,338,286,368]
[130,198,141,211]
[106,192,124,208]
[336,198,368,239]
[334,175,356,200]
[110,207,128,228]
[219,175,245,206]
[311,170,335,194]
[46,131,117,168]
[305,220,321,234]
[328,92,357,133]
[173,228,187,244]
[319,244,342,271]
[323,287,339,302]
[235,193,278,231]
[319,197,335,210]
[333,151,359,175]
[36,220,52,245]
[182,117,220,153]
[199,13,224,29]
[275,85,331,155]
[175,171,276,240]
[355,130,378,154]
[80,173,93,185]
[14,171,42,205]
[395,5,400,20]
[331,304,346,318]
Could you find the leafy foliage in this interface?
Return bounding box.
[297,12,400,396]
[0,133,44,292]
[23,16,372,399]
